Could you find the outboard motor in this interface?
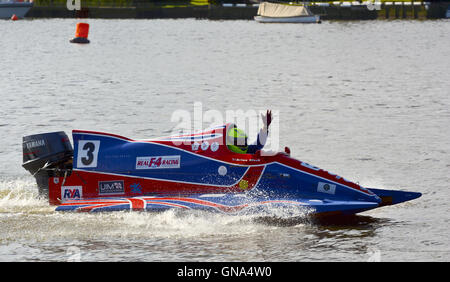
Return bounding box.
[22,132,73,197]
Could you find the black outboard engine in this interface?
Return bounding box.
[22,132,73,197]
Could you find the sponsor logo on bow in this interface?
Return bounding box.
[317,182,336,195]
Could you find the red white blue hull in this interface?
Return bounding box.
[22,123,421,217]
[56,194,380,215]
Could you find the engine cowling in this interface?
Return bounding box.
[22,132,73,197]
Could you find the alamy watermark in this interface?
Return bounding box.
[366,247,381,262]
[365,1,382,11]
[67,0,81,11]
[66,245,81,262]
[170,102,280,155]
[66,1,382,12]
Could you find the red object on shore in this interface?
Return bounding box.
[70,23,90,44]
[11,14,18,21]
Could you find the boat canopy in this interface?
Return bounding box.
[257,2,313,17]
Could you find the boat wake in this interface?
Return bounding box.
[0,177,386,245]
[0,177,52,214]
[0,178,314,242]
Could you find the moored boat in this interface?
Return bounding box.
[0,0,33,19]
[254,1,320,23]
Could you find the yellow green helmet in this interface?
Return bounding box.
[227,127,248,154]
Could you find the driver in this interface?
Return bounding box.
[226,110,272,154]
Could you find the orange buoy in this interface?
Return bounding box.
[70,23,90,44]
[11,14,18,21]
[75,23,89,38]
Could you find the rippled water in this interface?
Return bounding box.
[0,18,449,261]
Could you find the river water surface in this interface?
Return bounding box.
[0,18,449,261]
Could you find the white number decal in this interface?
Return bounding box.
[77,140,100,168]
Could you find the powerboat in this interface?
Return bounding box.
[0,1,33,19]
[22,123,421,216]
[254,2,320,23]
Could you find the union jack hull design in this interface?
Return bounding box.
[39,123,420,216]
[55,194,380,215]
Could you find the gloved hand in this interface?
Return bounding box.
[261,110,272,132]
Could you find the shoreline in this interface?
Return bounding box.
[24,2,450,20]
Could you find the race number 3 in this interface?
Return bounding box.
[77,140,100,168]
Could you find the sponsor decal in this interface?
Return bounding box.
[136,155,181,169]
[61,186,83,200]
[25,139,45,149]
[239,180,249,190]
[130,183,143,194]
[191,142,200,151]
[218,165,227,176]
[201,141,209,151]
[210,142,219,152]
[317,182,336,195]
[232,158,260,162]
[99,180,125,195]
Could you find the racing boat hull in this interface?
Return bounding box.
[22,124,421,217]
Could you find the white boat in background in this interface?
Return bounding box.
[254,1,320,23]
[0,0,33,19]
